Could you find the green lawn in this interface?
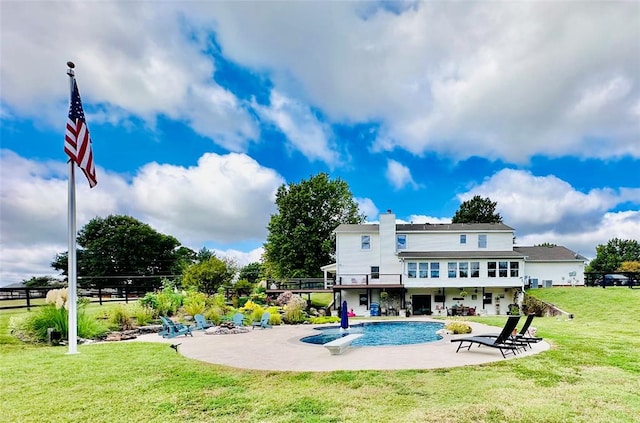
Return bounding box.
[1,287,638,422]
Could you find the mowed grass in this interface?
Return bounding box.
[1,288,638,422]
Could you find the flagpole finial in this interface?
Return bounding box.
[67,61,75,68]
[67,61,75,77]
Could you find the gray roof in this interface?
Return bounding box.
[514,246,586,262]
[335,222,514,233]
[398,250,525,259]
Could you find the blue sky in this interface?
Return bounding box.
[1,1,639,286]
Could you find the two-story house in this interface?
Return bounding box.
[328,210,586,316]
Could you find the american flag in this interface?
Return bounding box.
[64,80,97,188]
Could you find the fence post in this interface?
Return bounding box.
[98,287,103,305]
[125,285,129,303]
[25,288,31,311]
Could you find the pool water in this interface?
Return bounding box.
[300,321,445,347]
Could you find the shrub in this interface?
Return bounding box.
[139,292,158,308]
[283,295,307,324]
[522,294,548,316]
[109,305,134,330]
[276,291,293,306]
[13,288,108,342]
[266,306,282,325]
[156,288,183,316]
[445,322,472,334]
[130,303,155,326]
[183,291,207,316]
[308,316,340,324]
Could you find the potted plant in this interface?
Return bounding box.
[459,290,468,298]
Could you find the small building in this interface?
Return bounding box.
[327,210,586,316]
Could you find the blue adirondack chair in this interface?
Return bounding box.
[193,314,214,330]
[252,312,272,330]
[232,312,245,326]
[160,316,193,338]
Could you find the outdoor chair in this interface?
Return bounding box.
[450,316,524,358]
[479,314,543,346]
[232,312,245,326]
[193,314,214,330]
[252,312,272,330]
[159,316,193,339]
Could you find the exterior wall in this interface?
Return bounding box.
[403,231,514,252]
[336,232,380,283]
[525,261,585,287]
[379,212,402,278]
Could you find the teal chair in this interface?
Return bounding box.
[160,316,193,338]
[193,314,214,330]
[232,313,245,326]
[252,312,272,330]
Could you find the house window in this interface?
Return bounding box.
[396,235,407,250]
[459,262,469,278]
[471,262,480,278]
[448,262,457,278]
[460,234,467,244]
[510,262,519,277]
[430,262,440,278]
[407,262,417,278]
[361,235,370,250]
[488,261,497,277]
[499,261,508,277]
[371,266,379,279]
[419,262,428,278]
[478,234,487,248]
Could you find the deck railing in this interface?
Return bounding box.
[335,274,403,286]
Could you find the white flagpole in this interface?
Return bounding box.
[67,61,79,354]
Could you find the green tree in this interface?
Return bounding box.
[452,195,503,224]
[238,262,263,284]
[264,173,364,278]
[51,215,181,288]
[22,276,63,288]
[171,246,197,275]
[586,238,640,273]
[182,256,237,294]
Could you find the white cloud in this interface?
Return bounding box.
[0,1,258,152]
[385,159,418,190]
[0,150,284,285]
[214,247,264,268]
[205,1,640,162]
[253,90,340,165]
[458,168,640,256]
[356,197,379,221]
[406,215,452,225]
[131,152,284,246]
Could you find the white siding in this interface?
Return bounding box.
[379,212,402,278]
[525,262,585,286]
[404,231,514,252]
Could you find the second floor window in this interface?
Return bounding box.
[361,235,370,250]
[448,262,457,278]
[396,235,407,250]
[459,262,469,278]
[478,234,487,248]
[407,262,417,278]
[460,234,467,244]
[430,262,440,278]
[471,262,480,278]
[371,266,380,279]
[419,262,428,278]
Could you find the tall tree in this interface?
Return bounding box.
[586,238,640,273]
[182,255,237,295]
[51,215,181,288]
[452,195,503,224]
[238,262,263,284]
[264,173,364,278]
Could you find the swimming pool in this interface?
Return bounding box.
[300,321,445,347]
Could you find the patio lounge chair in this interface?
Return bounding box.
[193,314,214,330]
[252,312,272,330]
[160,316,193,339]
[479,314,543,346]
[450,316,523,358]
[232,312,245,326]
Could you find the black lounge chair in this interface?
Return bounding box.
[480,314,543,347]
[450,316,523,358]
